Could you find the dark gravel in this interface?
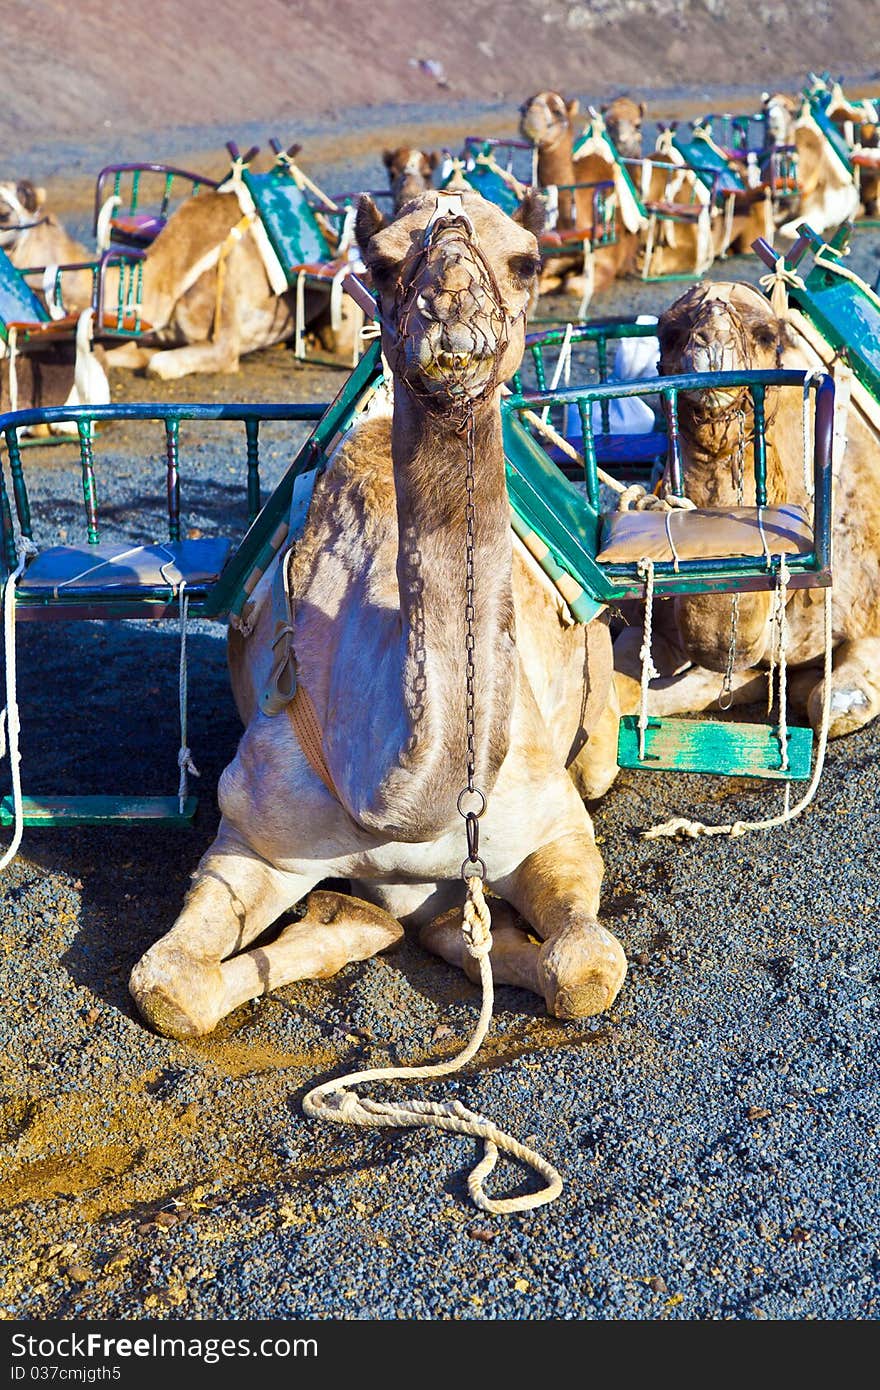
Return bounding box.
[1,116,879,1323]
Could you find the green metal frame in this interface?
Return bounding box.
[753,223,880,405]
[0,345,835,824]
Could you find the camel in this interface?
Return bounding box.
[519,92,640,300]
[762,92,799,148]
[601,97,646,159]
[383,148,440,212]
[778,108,861,239]
[128,187,628,1040]
[1,174,360,379]
[614,280,880,743]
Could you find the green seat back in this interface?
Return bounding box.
[805,95,854,175]
[0,248,49,339]
[442,159,522,216]
[672,133,745,193]
[241,168,333,276]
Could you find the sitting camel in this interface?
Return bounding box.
[646,126,773,268]
[614,281,880,742]
[383,148,440,212]
[779,108,861,239]
[129,187,627,1039]
[0,173,360,379]
[519,92,640,301]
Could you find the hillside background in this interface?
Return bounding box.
[3,0,877,145]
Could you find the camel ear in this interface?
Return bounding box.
[513,188,545,238]
[426,150,441,170]
[566,98,580,119]
[382,149,396,171]
[356,195,388,255]
[600,102,608,114]
[16,180,43,212]
[639,102,647,118]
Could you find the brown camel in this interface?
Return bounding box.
[0,174,360,378]
[601,96,646,159]
[519,92,640,300]
[128,187,626,1040]
[614,281,880,742]
[383,148,440,212]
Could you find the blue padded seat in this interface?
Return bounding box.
[17,536,233,597]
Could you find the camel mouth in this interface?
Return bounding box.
[405,343,496,400]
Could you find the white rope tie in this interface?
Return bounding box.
[637,558,659,761]
[802,370,822,499]
[7,328,18,416]
[176,580,199,813]
[304,877,562,1214]
[758,255,807,321]
[0,535,38,872]
[540,322,574,426]
[644,583,833,839]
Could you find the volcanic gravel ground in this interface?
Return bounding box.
[1,128,879,1321]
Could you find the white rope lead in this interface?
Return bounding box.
[304,877,563,1214]
[176,581,199,813]
[0,536,38,872]
[644,584,834,839]
[637,558,659,761]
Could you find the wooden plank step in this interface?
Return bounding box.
[0,795,198,827]
[617,715,813,780]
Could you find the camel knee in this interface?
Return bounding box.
[498,832,626,1020]
[129,940,226,1039]
[807,641,880,738]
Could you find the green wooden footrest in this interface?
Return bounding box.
[617,715,813,780]
[0,795,198,827]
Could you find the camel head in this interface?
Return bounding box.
[356,187,543,411]
[762,92,798,146]
[601,96,646,158]
[658,281,793,671]
[519,92,579,150]
[0,179,46,247]
[383,148,440,213]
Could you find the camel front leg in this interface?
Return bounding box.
[807,636,880,739]
[218,891,403,1017]
[146,334,241,381]
[613,622,768,718]
[419,900,543,993]
[130,823,320,1038]
[496,830,627,1020]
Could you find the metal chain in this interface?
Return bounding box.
[719,407,746,712]
[458,407,487,879]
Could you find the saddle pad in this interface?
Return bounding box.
[596,503,812,563]
[18,536,233,594]
[111,213,167,243]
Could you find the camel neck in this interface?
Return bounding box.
[387,388,517,831]
[535,131,576,188]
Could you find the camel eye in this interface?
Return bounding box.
[753,324,778,347]
[508,253,541,283]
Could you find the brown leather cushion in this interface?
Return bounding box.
[596,503,813,564]
[645,201,703,222]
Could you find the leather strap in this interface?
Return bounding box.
[287,684,338,798]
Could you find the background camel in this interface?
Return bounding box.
[519,92,640,299]
[601,96,646,159]
[781,112,861,237]
[1,173,359,378]
[614,280,880,742]
[383,148,440,211]
[129,187,627,1040]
